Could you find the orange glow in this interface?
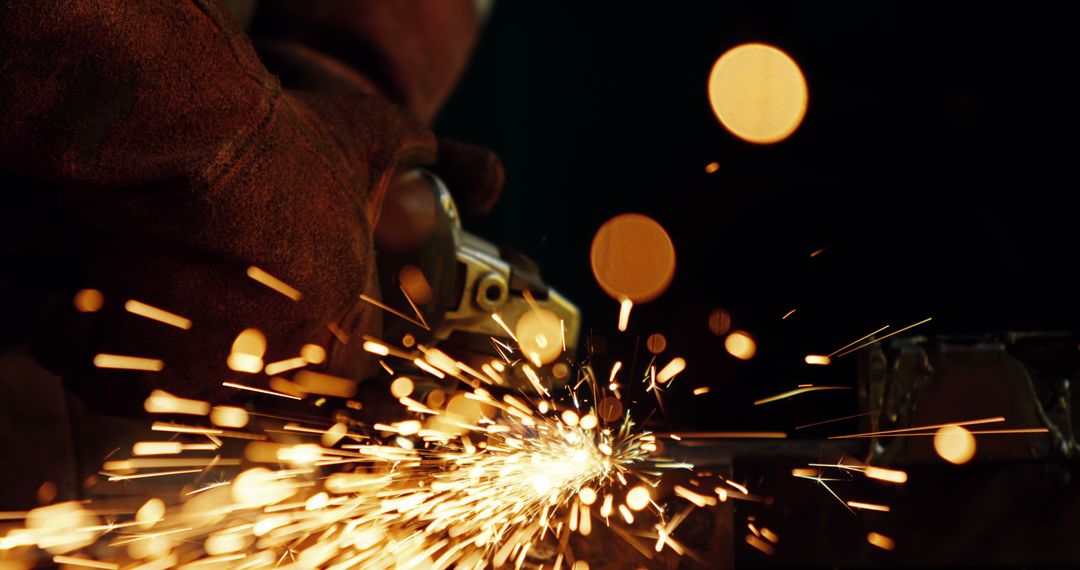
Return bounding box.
[598,397,623,422]
[646,333,667,354]
[626,486,650,511]
[656,357,686,383]
[144,390,209,415]
[124,300,192,330]
[804,354,831,365]
[73,289,104,312]
[515,308,564,365]
[674,485,717,507]
[865,466,908,484]
[708,308,732,336]
[135,498,165,530]
[210,406,249,428]
[293,371,357,398]
[398,265,433,305]
[362,340,390,356]
[846,501,890,512]
[746,534,775,555]
[263,357,306,376]
[590,214,676,303]
[617,298,633,332]
[934,425,976,464]
[708,43,808,144]
[300,344,326,364]
[725,331,757,360]
[704,162,720,174]
[867,532,895,551]
[390,377,414,398]
[246,266,301,301]
[227,328,266,373]
[93,354,164,372]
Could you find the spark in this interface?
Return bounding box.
[851,427,1049,438]
[52,556,118,569]
[412,358,447,379]
[803,354,830,365]
[327,322,349,343]
[782,308,797,319]
[846,501,890,512]
[746,534,775,555]
[561,319,567,352]
[221,381,302,400]
[617,298,633,332]
[724,480,749,495]
[760,527,779,544]
[753,386,850,405]
[361,340,391,356]
[792,469,856,514]
[867,532,896,550]
[692,386,710,396]
[794,411,874,430]
[264,357,308,376]
[246,266,302,300]
[826,324,890,358]
[655,357,686,384]
[124,299,192,330]
[674,485,717,507]
[659,431,787,439]
[359,294,426,329]
[105,468,204,482]
[93,354,164,372]
[828,416,1005,439]
[864,467,908,484]
[399,285,431,331]
[835,317,933,358]
[491,313,518,342]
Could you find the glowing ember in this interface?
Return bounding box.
[867,531,896,551]
[724,330,757,360]
[934,424,977,464]
[73,289,105,313]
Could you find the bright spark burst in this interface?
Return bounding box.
[3,296,730,569]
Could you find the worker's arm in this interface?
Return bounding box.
[0,0,438,408]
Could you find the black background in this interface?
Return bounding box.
[436,2,1078,434]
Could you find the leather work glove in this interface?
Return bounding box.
[0,0,502,413]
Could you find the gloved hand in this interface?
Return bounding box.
[0,0,501,412]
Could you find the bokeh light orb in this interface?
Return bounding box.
[708,307,732,336]
[646,333,667,354]
[590,214,676,303]
[515,308,564,365]
[708,43,808,144]
[934,424,976,464]
[724,330,757,360]
[626,486,651,511]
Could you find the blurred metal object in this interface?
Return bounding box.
[858,332,1078,464]
[375,170,580,387]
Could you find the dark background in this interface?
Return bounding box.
[436,2,1078,434]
